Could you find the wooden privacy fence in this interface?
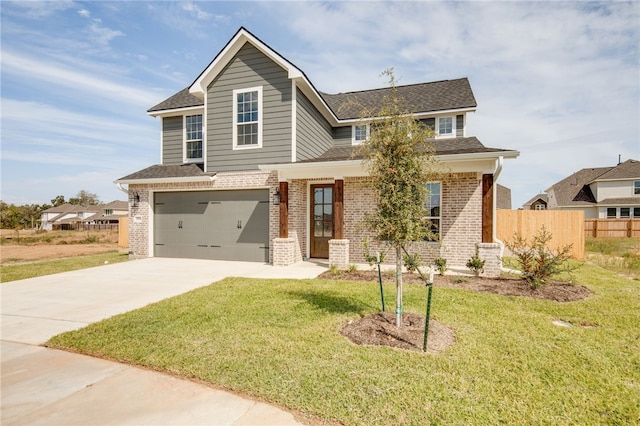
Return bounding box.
[118,216,129,249]
[584,219,640,238]
[496,210,584,259]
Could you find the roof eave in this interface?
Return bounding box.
[114,175,216,185]
[148,105,204,118]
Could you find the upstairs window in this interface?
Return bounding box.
[424,182,441,241]
[233,87,262,149]
[436,116,453,137]
[185,114,203,161]
[104,209,113,215]
[634,181,640,195]
[352,124,369,145]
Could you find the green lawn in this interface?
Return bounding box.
[47,263,640,425]
[0,251,129,283]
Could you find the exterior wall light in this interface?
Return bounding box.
[273,189,280,205]
[130,192,140,208]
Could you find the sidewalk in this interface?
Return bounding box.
[2,258,327,425]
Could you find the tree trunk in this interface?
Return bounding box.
[395,245,403,327]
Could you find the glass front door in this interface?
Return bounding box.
[310,184,333,258]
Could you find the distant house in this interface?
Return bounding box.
[541,159,640,219]
[40,201,127,230]
[522,193,548,210]
[496,184,512,209]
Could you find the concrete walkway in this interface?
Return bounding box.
[1,258,327,425]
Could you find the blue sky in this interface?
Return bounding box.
[1,1,638,209]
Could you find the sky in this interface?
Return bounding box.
[1,1,639,209]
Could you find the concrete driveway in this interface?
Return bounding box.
[1,258,326,425]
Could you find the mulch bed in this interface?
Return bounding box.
[326,269,591,354]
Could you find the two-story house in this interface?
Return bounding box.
[115,27,519,276]
[544,159,640,218]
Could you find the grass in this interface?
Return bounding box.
[0,251,128,283]
[585,237,640,279]
[47,263,640,425]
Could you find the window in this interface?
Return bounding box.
[634,181,640,195]
[104,209,113,215]
[606,207,617,218]
[634,207,640,218]
[534,204,546,210]
[233,87,262,149]
[185,114,203,161]
[424,182,441,241]
[620,208,630,218]
[437,116,453,137]
[352,124,369,145]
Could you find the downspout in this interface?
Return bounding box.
[492,156,521,275]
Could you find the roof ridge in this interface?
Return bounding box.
[321,78,468,97]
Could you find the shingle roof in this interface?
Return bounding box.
[496,184,512,210]
[593,159,640,181]
[148,88,203,113]
[320,78,477,120]
[116,164,213,181]
[598,197,640,205]
[523,193,548,207]
[147,79,476,118]
[299,137,509,163]
[549,167,611,206]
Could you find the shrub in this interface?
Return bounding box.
[466,246,485,276]
[362,237,385,267]
[403,252,421,273]
[434,257,447,275]
[504,225,578,289]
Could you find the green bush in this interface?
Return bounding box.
[402,252,421,272]
[466,246,485,276]
[434,257,447,275]
[504,225,578,289]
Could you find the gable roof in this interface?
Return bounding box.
[116,164,215,184]
[523,193,548,208]
[320,79,476,120]
[147,27,477,123]
[546,159,640,207]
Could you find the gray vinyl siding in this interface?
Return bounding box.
[162,116,183,165]
[206,43,291,172]
[296,88,333,161]
[456,114,464,137]
[332,126,352,146]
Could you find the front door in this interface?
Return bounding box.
[310,184,334,258]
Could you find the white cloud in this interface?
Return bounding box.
[88,18,124,45]
[5,0,75,19]
[1,50,164,109]
[77,8,90,18]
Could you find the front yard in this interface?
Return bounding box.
[47,262,639,425]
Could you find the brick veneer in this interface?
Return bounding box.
[329,239,350,269]
[129,169,496,276]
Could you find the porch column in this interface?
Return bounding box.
[334,179,344,239]
[279,181,288,238]
[482,174,494,243]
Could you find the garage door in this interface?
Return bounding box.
[154,190,269,262]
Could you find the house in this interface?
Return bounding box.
[522,193,548,210]
[496,184,512,210]
[82,201,129,225]
[40,201,127,230]
[541,159,640,219]
[115,27,519,276]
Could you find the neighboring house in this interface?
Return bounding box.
[543,159,640,218]
[496,184,512,210]
[83,201,129,225]
[522,193,548,210]
[40,201,127,230]
[115,27,519,275]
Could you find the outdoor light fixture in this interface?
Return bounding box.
[273,189,280,206]
[130,192,140,208]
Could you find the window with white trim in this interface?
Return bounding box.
[352,124,369,145]
[233,87,262,149]
[621,207,631,218]
[634,181,640,195]
[436,116,454,137]
[184,114,203,161]
[606,207,617,218]
[634,207,640,218]
[424,182,441,241]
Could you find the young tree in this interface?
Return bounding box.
[358,69,439,327]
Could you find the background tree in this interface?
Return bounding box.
[359,69,439,327]
[68,190,100,206]
[50,195,66,207]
